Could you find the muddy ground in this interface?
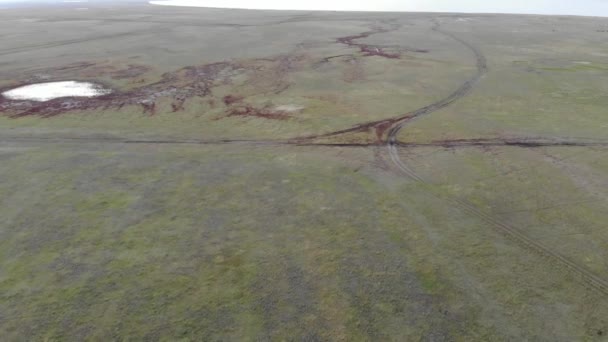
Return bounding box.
[1,2,608,340]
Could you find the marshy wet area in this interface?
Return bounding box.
[0,8,441,125]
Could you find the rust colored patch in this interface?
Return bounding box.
[336,27,401,59]
[140,101,156,115]
[335,25,428,60]
[1,23,423,121]
[374,120,398,141]
[227,105,291,121]
[171,97,186,112]
[223,94,244,105]
[360,45,400,59]
[321,54,354,63]
[1,60,244,118]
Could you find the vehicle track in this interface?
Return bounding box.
[397,137,608,148]
[385,19,608,295]
[3,135,607,149]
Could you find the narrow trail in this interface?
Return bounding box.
[2,135,607,149]
[397,137,608,148]
[385,19,608,296]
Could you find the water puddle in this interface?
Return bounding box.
[2,81,111,102]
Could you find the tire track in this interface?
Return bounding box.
[386,19,608,295]
[397,137,608,148]
[2,135,607,149]
[0,136,287,147]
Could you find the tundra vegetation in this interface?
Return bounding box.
[1,2,608,340]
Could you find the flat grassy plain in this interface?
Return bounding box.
[1,2,608,340]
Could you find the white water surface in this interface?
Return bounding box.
[2,81,111,102]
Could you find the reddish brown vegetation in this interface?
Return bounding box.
[1,25,426,119]
[171,97,185,112]
[360,45,401,59]
[1,60,243,118]
[337,28,401,59]
[321,54,354,63]
[140,100,156,115]
[223,94,244,105]
[335,25,428,60]
[226,105,291,120]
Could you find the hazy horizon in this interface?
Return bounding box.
[148,0,608,17]
[1,0,608,17]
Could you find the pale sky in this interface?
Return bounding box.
[148,0,608,17]
[1,0,607,16]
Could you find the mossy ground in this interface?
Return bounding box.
[1,5,608,341]
[1,143,606,340]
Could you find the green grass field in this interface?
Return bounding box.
[1,3,608,340]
